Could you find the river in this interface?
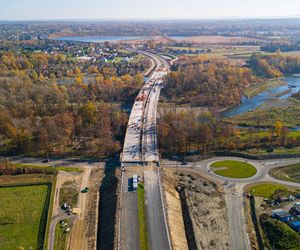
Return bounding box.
[222,77,300,118]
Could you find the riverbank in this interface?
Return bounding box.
[225,98,300,128]
[244,78,287,98]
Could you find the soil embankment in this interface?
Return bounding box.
[162,168,230,250]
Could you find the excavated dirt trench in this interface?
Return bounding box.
[162,169,230,250]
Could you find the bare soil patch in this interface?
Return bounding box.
[162,168,230,250]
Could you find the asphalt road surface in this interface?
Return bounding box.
[225,190,249,250]
[48,212,76,250]
[144,170,170,250]
[120,171,140,250]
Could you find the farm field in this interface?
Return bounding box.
[0,184,51,250]
[210,160,257,178]
[167,45,260,60]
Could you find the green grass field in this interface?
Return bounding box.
[137,183,149,250]
[0,184,51,250]
[211,160,257,178]
[270,163,300,183]
[248,183,288,198]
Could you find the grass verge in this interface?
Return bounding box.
[137,183,149,250]
[43,177,56,249]
[211,160,257,178]
[248,182,288,199]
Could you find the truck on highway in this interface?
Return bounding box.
[133,174,138,190]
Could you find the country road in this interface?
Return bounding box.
[48,214,76,250]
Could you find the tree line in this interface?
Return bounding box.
[261,43,300,53]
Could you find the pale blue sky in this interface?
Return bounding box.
[1,0,300,20]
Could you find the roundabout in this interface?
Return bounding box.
[209,160,257,179]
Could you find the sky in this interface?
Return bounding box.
[1,0,300,20]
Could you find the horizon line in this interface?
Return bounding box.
[1,16,300,22]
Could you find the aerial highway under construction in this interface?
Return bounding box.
[119,50,171,250]
[121,50,170,166]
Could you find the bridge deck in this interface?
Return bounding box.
[121,51,169,165]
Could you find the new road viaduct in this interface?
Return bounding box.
[121,50,170,166]
[119,50,171,250]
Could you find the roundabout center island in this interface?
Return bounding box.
[210,160,257,179]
